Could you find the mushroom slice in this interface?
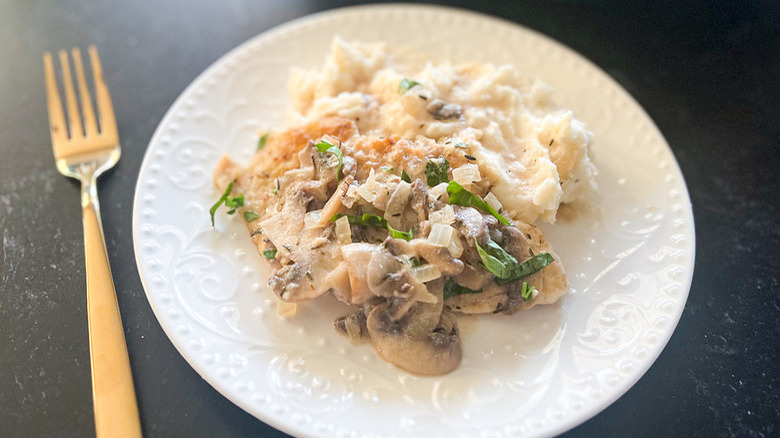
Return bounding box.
[366,245,435,304]
[384,238,464,276]
[334,307,370,344]
[365,281,462,375]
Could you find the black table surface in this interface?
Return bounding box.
[1,1,778,437]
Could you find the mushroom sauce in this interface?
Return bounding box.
[211,40,596,375]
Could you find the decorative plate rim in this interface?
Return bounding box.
[132,4,695,437]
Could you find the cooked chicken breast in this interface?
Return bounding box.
[213,116,568,375]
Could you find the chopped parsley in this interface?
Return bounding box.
[243,210,260,222]
[330,213,413,241]
[225,194,244,213]
[425,157,450,186]
[380,166,394,173]
[410,257,422,267]
[387,223,413,240]
[443,277,483,301]
[446,181,509,225]
[401,169,411,183]
[305,271,314,281]
[261,249,277,259]
[331,213,386,227]
[521,281,536,301]
[398,78,422,93]
[257,133,269,151]
[209,182,244,227]
[315,139,343,181]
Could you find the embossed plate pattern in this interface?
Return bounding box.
[132,5,695,437]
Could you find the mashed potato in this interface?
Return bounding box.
[289,38,596,223]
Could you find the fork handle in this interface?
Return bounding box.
[82,180,143,438]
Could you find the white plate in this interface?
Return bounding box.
[132,5,695,437]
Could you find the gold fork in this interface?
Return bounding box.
[44,46,142,438]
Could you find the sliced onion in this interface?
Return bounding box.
[384,181,411,227]
[304,210,321,229]
[277,302,297,317]
[356,168,378,202]
[406,157,427,181]
[412,264,442,283]
[452,163,481,186]
[484,191,503,212]
[342,184,359,208]
[429,205,455,225]
[429,182,450,202]
[356,184,375,203]
[428,223,454,247]
[370,180,393,211]
[447,233,464,258]
[335,215,352,244]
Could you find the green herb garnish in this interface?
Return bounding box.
[243,210,260,222]
[443,277,483,300]
[447,181,509,225]
[387,223,413,240]
[225,194,244,213]
[331,213,385,227]
[474,236,554,285]
[209,182,245,227]
[455,142,468,149]
[521,281,536,301]
[410,257,422,267]
[475,237,517,280]
[261,249,277,259]
[305,271,314,281]
[401,170,411,183]
[398,78,422,93]
[271,186,279,195]
[330,213,413,241]
[315,139,343,181]
[495,253,555,286]
[425,157,450,186]
[381,166,394,173]
[257,133,269,151]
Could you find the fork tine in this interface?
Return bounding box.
[88,46,117,140]
[58,50,84,139]
[72,48,98,137]
[43,52,68,148]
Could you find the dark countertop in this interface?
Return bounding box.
[1,1,778,437]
